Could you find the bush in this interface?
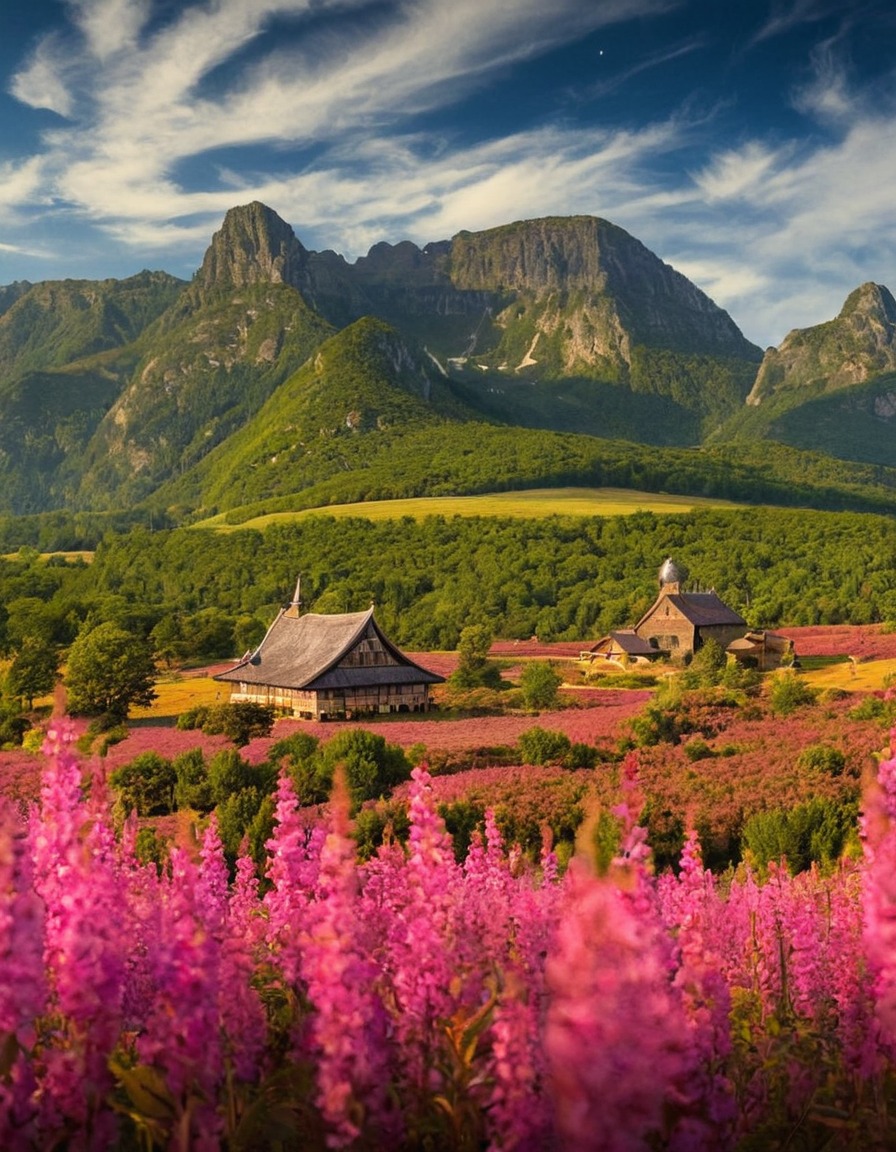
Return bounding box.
[216,787,272,862]
[519,661,563,710]
[683,737,714,762]
[628,701,690,748]
[110,752,177,817]
[173,747,214,812]
[450,624,503,690]
[192,702,275,746]
[518,726,572,765]
[767,671,818,717]
[176,705,211,731]
[742,796,860,874]
[562,741,598,770]
[797,743,847,777]
[315,729,412,808]
[207,749,264,805]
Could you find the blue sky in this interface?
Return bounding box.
[1,0,895,348]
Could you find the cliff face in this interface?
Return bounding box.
[447,216,758,359]
[748,283,896,405]
[196,201,309,288]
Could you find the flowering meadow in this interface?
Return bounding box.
[3,716,896,1150]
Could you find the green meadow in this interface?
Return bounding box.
[197,487,742,530]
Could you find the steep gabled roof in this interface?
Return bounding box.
[636,589,746,631]
[214,607,443,690]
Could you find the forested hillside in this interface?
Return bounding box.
[4,506,895,660]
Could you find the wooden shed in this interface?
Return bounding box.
[726,630,795,671]
[585,630,663,665]
[214,601,443,720]
[633,558,747,657]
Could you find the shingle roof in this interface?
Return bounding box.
[635,589,746,631]
[664,592,746,628]
[214,607,444,690]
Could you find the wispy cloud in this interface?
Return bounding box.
[2,0,896,347]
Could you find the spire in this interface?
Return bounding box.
[290,575,302,613]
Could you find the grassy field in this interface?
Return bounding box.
[197,487,742,531]
[800,656,896,693]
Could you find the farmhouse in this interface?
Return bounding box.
[214,593,444,720]
[631,558,747,658]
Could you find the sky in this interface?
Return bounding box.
[1,0,895,349]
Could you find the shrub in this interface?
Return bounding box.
[176,705,211,731]
[173,747,214,812]
[450,624,503,690]
[628,702,690,748]
[207,749,265,805]
[134,827,170,873]
[767,671,818,717]
[742,796,860,874]
[110,752,177,817]
[518,726,572,765]
[519,661,563,710]
[192,702,276,746]
[216,786,271,862]
[316,729,412,807]
[797,743,847,777]
[683,737,714,762]
[562,741,598,770]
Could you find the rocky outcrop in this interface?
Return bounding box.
[747,283,896,405]
[448,216,758,358]
[196,201,308,288]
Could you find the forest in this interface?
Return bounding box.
[2,504,895,666]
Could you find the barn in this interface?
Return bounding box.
[214,596,444,720]
[632,558,747,657]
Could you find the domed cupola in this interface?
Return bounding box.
[658,557,687,590]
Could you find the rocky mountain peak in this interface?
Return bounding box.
[838,282,896,326]
[196,202,308,289]
[747,282,896,405]
[447,215,759,358]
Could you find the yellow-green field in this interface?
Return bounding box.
[130,673,225,721]
[198,487,742,531]
[800,658,896,694]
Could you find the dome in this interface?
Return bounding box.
[658,557,687,587]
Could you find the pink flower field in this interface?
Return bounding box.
[5,720,896,1148]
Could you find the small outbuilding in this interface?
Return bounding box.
[726,630,795,672]
[584,629,663,665]
[214,590,444,720]
[632,558,747,658]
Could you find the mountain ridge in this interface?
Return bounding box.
[1,202,895,521]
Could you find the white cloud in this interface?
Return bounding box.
[2,0,896,350]
[9,36,75,116]
[69,0,153,61]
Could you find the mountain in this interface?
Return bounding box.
[747,283,896,405]
[0,271,185,512]
[1,201,895,523]
[711,284,896,466]
[159,315,476,515]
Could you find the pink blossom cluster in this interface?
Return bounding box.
[3,720,896,1148]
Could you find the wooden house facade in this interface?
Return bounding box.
[214,603,443,720]
[633,558,747,657]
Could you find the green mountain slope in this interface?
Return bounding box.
[0,270,185,378]
[711,284,896,466]
[74,283,335,509]
[161,316,476,515]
